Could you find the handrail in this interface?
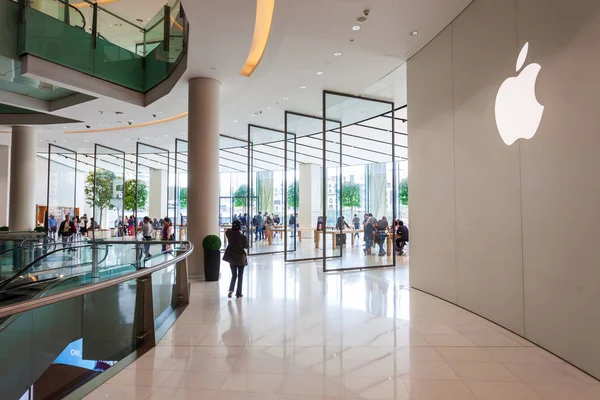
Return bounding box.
[76,0,146,31]
[0,241,193,318]
[0,239,189,291]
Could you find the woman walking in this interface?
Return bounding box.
[223,220,249,298]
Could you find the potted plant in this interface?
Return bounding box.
[0,226,8,232]
[202,234,222,281]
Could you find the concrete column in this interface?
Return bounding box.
[187,77,220,279]
[299,163,321,238]
[149,168,167,219]
[8,126,36,231]
[0,145,9,227]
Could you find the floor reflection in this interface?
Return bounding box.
[86,254,600,400]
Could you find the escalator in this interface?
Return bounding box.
[0,241,191,400]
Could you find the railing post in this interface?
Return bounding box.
[91,242,99,280]
[133,275,156,350]
[174,250,190,305]
[163,5,170,52]
[18,0,26,23]
[92,3,98,48]
[64,0,70,24]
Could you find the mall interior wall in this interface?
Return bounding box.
[408,0,600,379]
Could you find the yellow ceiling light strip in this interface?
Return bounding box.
[71,0,119,8]
[65,112,188,134]
[239,0,275,77]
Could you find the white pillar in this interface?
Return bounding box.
[8,126,36,231]
[149,168,168,219]
[299,163,321,238]
[187,77,220,279]
[0,145,9,227]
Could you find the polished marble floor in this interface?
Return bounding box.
[86,255,600,400]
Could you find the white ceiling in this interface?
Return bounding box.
[0,0,472,153]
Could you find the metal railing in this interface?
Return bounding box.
[0,240,193,318]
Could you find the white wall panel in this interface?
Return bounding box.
[517,0,600,379]
[408,26,457,302]
[452,0,524,334]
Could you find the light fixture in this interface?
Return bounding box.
[334,52,342,56]
[267,107,271,109]
[300,86,306,89]
[283,97,289,100]
[250,114,256,117]
[145,136,149,139]
[239,0,276,77]
[84,140,88,142]
[181,99,187,103]
[233,120,238,123]
[164,134,168,137]
[317,71,323,75]
[352,25,360,31]
[410,31,419,36]
[62,126,67,129]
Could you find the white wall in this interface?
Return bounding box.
[408,0,600,379]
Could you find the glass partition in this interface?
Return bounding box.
[323,91,396,271]
[92,145,125,239]
[219,136,250,250]
[248,126,286,255]
[174,139,188,240]
[135,143,170,233]
[46,144,77,233]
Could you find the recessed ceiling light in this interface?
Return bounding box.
[164,134,168,137]
[181,132,186,135]
[233,120,238,123]
[84,140,88,142]
[300,86,306,89]
[145,137,149,139]
[410,31,419,36]
[352,25,360,31]
[62,126,66,129]
[283,97,289,100]
[334,52,342,56]
[267,107,272,109]
[317,71,323,75]
[250,114,256,117]
[62,140,66,143]
[181,99,187,103]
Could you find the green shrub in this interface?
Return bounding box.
[34,227,45,233]
[202,235,221,251]
[0,226,8,231]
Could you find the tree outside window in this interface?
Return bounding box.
[123,179,149,213]
[84,169,116,228]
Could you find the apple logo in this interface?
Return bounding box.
[495,42,544,145]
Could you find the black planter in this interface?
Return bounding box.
[204,250,221,281]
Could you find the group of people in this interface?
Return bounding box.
[251,212,298,241]
[115,216,170,237]
[48,213,97,243]
[136,216,175,257]
[337,213,409,256]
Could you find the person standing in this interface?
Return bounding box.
[161,217,174,253]
[79,216,88,237]
[288,213,296,238]
[48,214,57,239]
[363,217,376,255]
[138,217,153,257]
[376,216,389,256]
[128,215,136,236]
[223,220,249,298]
[58,215,76,247]
[352,214,361,240]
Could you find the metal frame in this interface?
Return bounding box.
[283,111,344,263]
[93,144,126,240]
[135,142,170,225]
[46,144,78,231]
[322,90,397,273]
[175,139,188,239]
[247,124,288,256]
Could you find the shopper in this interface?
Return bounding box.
[79,215,88,237]
[161,217,174,253]
[376,216,389,256]
[352,214,361,240]
[48,214,57,239]
[363,217,376,255]
[140,216,153,257]
[396,220,409,255]
[58,215,76,247]
[223,220,249,299]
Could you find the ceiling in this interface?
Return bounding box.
[0,0,473,154]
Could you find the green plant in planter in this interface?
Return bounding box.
[202,235,222,251]
[0,226,8,231]
[34,227,45,233]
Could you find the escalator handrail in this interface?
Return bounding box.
[0,240,193,318]
[0,239,188,291]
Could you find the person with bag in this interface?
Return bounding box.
[161,217,174,253]
[223,220,249,298]
[58,215,77,249]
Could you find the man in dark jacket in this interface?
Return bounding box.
[223,220,249,298]
[396,220,409,255]
[58,215,76,246]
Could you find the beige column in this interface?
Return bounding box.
[8,126,36,231]
[187,77,221,279]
